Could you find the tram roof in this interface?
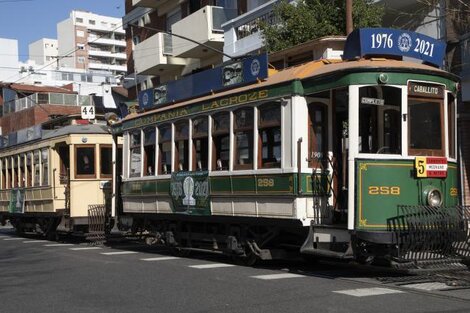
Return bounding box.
[42,124,109,139]
[120,58,456,124]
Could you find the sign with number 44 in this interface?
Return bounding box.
[81,105,95,119]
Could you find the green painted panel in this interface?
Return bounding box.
[210,176,231,194]
[232,176,256,193]
[255,174,294,194]
[156,180,170,195]
[356,159,460,231]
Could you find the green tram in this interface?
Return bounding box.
[111,29,468,268]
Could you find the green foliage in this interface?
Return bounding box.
[261,0,384,52]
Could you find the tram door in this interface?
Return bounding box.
[57,145,70,215]
[332,88,349,223]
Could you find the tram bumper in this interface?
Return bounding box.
[387,205,470,265]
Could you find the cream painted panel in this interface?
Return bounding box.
[257,198,294,217]
[69,180,105,217]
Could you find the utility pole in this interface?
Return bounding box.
[346,0,353,35]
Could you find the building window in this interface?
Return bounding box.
[212,112,230,171]
[192,116,208,171]
[143,127,156,176]
[174,121,189,171]
[308,103,327,167]
[76,17,83,23]
[234,108,254,170]
[158,124,172,174]
[75,146,95,178]
[76,30,85,37]
[100,145,112,178]
[258,103,281,168]
[41,149,49,185]
[129,131,141,177]
[33,150,40,186]
[89,20,96,25]
[166,8,182,32]
[77,57,86,64]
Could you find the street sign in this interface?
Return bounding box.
[81,105,95,119]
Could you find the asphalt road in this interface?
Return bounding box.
[1,227,470,313]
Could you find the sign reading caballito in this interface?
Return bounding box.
[408,82,444,98]
[170,171,210,215]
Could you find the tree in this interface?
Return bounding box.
[260,0,384,52]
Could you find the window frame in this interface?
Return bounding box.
[158,124,172,175]
[100,144,113,179]
[75,145,96,179]
[212,112,230,171]
[233,107,254,170]
[192,116,209,171]
[143,127,156,176]
[174,120,189,172]
[258,102,281,169]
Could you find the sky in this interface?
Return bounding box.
[0,0,125,61]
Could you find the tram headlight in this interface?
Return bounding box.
[426,188,442,207]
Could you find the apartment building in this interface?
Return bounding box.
[0,38,20,83]
[28,38,59,68]
[57,10,127,75]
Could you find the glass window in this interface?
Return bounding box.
[448,93,456,159]
[408,99,444,156]
[19,154,25,187]
[26,152,32,187]
[12,156,18,188]
[100,146,112,177]
[174,121,189,171]
[193,117,208,171]
[212,112,230,171]
[158,124,172,174]
[1,158,6,189]
[258,103,281,168]
[75,146,95,178]
[7,158,12,189]
[41,149,49,185]
[234,108,254,170]
[33,150,40,186]
[359,86,401,154]
[308,103,327,168]
[143,127,156,176]
[129,131,141,177]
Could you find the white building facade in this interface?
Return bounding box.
[28,38,59,67]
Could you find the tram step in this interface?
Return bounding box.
[300,225,352,259]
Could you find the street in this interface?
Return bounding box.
[1,227,470,313]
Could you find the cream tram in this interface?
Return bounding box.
[0,115,120,238]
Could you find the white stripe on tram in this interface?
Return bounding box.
[23,240,48,243]
[44,243,74,247]
[3,238,24,241]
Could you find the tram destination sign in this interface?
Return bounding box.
[408,82,444,98]
[343,28,446,67]
[415,157,447,178]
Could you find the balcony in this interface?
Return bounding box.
[172,6,237,58]
[134,32,187,75]
[89,36,127,47]
[3,93,92,115]
[88,63,127,73]
[132,0,168,8]
[222,0,278,60]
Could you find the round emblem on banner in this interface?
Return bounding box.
[142,92,149,106]
[250,59,260,77]
[397,33,412,52]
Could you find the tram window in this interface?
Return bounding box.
[33,150,40,186]
[308,103,327,168]
[143,127,156,176]
[12,156,18,188]
[212,112,230,171]
[7,158,12,189]
[448,94,456,159]
[408,99,444,156]
[234,108,254,170]
[75,146,95,178]
[258,103,281,168]
[26,152,32,187]
[41,149,49,185]
[175,121,189,171]
[193,117,208,171]
[129,131,141,177]
[100,145,112,178]
[158,124,172,175]
[359,86,401,154]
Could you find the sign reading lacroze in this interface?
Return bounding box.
[343,28,446,67]
[170,171,210,215]
[415,157,447,178]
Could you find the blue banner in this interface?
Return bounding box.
[139,53,269,110]
[343,28,446,67]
